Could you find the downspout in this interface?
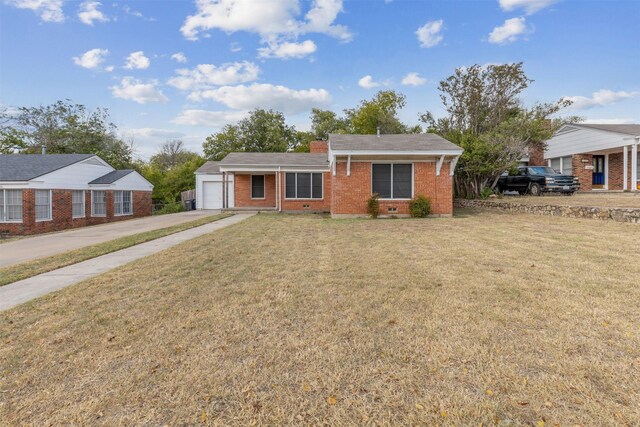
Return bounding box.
[277,167,282,212]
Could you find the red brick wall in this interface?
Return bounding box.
[608,152,624,190]
[310,140,328,153]
[528,146,545,166]
[279,171,331,212]
[330,161,453,216]
[0,189,152,236]
[572,154,593,192]
[234,174,276,207]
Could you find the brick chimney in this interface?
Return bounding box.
[309,138,328,153]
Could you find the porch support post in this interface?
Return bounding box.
[436,155,445,176]
[632,142,638,192]
[623,146,629,191]
[332,155,336,176]
[346,155,351,177]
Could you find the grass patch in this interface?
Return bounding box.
[1,212,639,425]
[0,213,230,287]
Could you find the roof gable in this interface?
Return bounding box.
[0,154,96,182]
[89,170,135,185]
[571,123,640,137]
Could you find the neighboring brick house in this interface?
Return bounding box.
[195,133,463,217]
[544,124,640,191]
[0,154,153,235]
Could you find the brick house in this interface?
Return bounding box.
[0,154,153,235]
[195,133,463,217]
[543,124,640,191]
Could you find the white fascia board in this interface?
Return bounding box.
[330,149,463,156]
[219,165,329,173]
[0,182,30,187]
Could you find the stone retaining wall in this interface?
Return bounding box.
[455,199,640,223]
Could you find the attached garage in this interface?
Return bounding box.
[195,162,234,210]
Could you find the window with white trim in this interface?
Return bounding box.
[251,175,265,199]
[35,190,52,221]
[92,191,107,217]
[0,190,23,222]
[114,191,132,215]
[72,190,85,218]
[372,164,412,199]
[285,173,323,199]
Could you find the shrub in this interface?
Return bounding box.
[154,201,184,215]
[367,193,380,218]
[408,195,432,218]
[479,187,494,200]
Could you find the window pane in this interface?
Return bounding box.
[251,175,265,198]
[93,191,106,216]
[372,164,391,198]
[393,164,412,199]
[297,173,311,198]
[5,190,22,221]
[35,190,50,220]
[114,191,122,215]
[561,156,572,175]
[285,173,296,198]
[311,173,322,199]
[550,158,561,172]
[72,190,84,218]
[123,191,132,214]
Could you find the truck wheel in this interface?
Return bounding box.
[529,183,541,196]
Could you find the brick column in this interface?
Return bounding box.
[572,154,593,192]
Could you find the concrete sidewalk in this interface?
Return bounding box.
[0,210,220,268]
[0,213,254,311]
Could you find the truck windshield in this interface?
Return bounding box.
[527,167,556,175]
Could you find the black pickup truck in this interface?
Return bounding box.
[496,166,580,196]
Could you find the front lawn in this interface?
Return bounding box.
[1,211,639,425]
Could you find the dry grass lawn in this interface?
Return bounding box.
[502,192,640,208]
[1,211,639,426]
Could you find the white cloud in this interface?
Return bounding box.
[172,109,248,127]
[358,75,381,89]
[122,4,155,21]
[168,61,260,91]
[124,51,151,69]
[122,128,186,139]
[188,83,331,115]
[401,72,427,86]
[77,1,108,25]
[180,0,352,50]
[498,0,559,15]
[104,65,114,72]
[5,0,64,22]
[111,77,168,104]
[171,52,188,63]
[72,48,109,69]
[416,19,444,48]
[258,40,317,59]
[488,17,532,44]
[230,42,242,52]
[563,90,640,110]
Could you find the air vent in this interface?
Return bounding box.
[80,157,104,166]
[303,204,310,209]
[388,207,397,213]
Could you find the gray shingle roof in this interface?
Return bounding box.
[89,170,134,184]
[328,133,462,152]
[219,152,329,167]
[0,154,95,181]
[195,161,221,174]
[573,124,640,136]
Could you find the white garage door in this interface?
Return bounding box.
[202,181,223,209]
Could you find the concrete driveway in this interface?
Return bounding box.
[0,210,220,268]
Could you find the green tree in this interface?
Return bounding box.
[0,100,133,168]
[310,108,349,140]
[422,63,574,198]
[149,139,201,172]
[344,90,414,134]
[203,109,297,160]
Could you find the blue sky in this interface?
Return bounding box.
[1,0,639,159]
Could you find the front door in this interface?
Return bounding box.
[592,155,605,188]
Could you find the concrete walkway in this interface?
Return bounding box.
[0,210,220,268]
[0,213,254,311]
